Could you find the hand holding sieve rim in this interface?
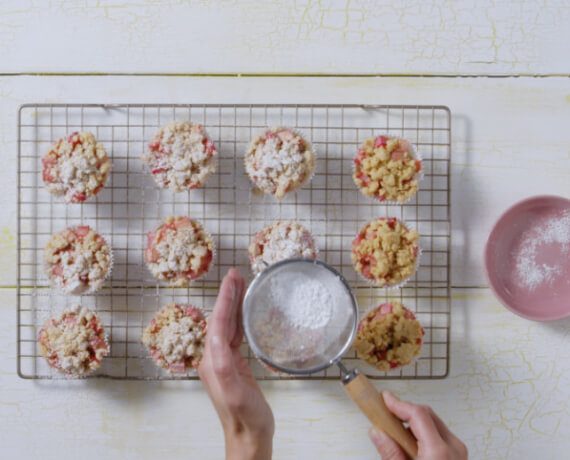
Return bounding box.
[242,258,418,459]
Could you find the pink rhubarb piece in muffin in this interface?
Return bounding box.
[245,127,315,199]
[142,303,207,374]
[353,301,424,372]
[142,121,217,192]
[145,216,214,286]
[353,135,422,203]
[42,131,111,203]
[38,306,109,376]
[248,221,318,274]
[351,217,420,287]
[44,225,113,295]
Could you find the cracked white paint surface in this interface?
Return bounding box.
[0,2,569,458]
[1,288,569,459]
[0,76,568,459]
[0,0,569,74]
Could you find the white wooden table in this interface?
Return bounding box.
[1,2,569,459]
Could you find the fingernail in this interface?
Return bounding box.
[368,427,389,446]
[383,390,397,400]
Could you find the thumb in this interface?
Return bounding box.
[369,427,406,460]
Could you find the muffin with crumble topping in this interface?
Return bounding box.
[44,225,113,295]
[142,121,217,192]
[38,306,109,376]
[142,303,207,374]
[245,127,315,199]
[145,216,214,286]
[248,221,318,274]
[351,217,420,287]
[353,301,424,372]
[353,135,422,203]
[42,131,111,203]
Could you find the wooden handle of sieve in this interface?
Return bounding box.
[344,374,418,459]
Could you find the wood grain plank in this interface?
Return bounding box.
[1,0,569,75]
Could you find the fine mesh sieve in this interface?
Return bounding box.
[243,258,357,374]
[243,258,419,458]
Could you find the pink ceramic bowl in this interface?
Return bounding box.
[484,195,570,321]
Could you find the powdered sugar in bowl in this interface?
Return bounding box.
[485,195,570,321]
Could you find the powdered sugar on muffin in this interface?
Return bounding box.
[145,216,214,286]
[245,127,315,199]
[352,218,419,287]
[42,131,111,203]
[142,121,217,192]
[142,303,207,374]
[353,135,422,203]
[248,221,318,273]
[44,225,113,295]
[353,301,424,372]
[38,305,109,376]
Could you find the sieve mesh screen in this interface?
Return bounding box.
[243,259,357,374]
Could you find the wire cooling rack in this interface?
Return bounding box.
[18,103,451,380]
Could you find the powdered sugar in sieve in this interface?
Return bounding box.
[269,274,333,330]
[243,258,358,373]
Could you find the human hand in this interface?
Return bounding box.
[199,268,275,460]
[369,391,467,460]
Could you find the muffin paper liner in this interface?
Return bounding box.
[356,353,422,377]
[352,136,424,206]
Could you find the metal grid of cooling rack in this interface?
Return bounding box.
[17,103,451,380]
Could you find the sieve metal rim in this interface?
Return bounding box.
[242,258,359,375]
